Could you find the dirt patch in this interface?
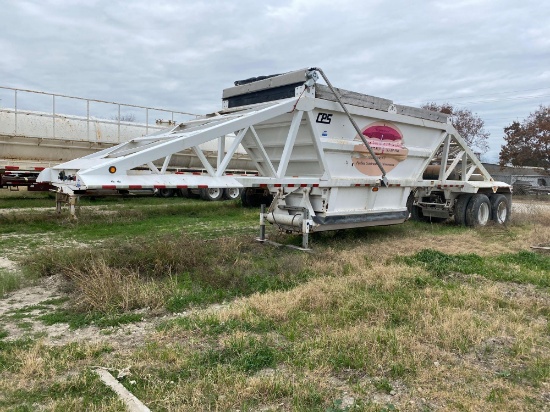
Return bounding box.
[0,257,17,271]
[0,274,191,348]
[0,276,61,317]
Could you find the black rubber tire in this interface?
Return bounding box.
[223,187,241,200]
[178,188,200,199]
[241,188,273,208]
[465,194,491,227]
[407,193,446,223]
[454,194,473,226]
[157,188,175,198]
[410,205,426,221]
[490,194,511,225]
[200,187,223,201]
[241,188,252,207]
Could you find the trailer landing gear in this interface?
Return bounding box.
[55,192,78,219]
[257,204,312,251]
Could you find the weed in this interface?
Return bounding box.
[402,249,550,287]
[0,268,22,297]
[373,378,393,394]
[7,304,51,314]
[16,321,34,330]
[158,313,274,336]
[198,335,277,373]
[487,387,508,402]
[508,358,550,387]
[39,296,70,305]
[37,309,142,329]
[0,369,122,410]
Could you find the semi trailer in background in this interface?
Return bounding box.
[0,86,256,200]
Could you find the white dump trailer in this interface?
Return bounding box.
[38,68,511,246]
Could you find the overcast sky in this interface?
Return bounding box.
[1,0,549,163]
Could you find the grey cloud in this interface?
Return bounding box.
[1,0,548,162]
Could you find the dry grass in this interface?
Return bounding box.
[2,200,549,410]
[65,260,171,313]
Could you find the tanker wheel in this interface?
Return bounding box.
[223,187,241,200]
[490,194,510,225]
[157,188,175,198]
[465,194,491,227]
[200,187,223,201]
[454,194,472,226]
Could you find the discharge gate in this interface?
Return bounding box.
[38,68,512,245]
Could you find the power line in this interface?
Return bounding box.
[451,94,550,106]
[401,86,550,104]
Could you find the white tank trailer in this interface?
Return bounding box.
[38,68,512,247]
[0,94,253,196]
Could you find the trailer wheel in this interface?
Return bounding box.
[490,194,510,225]
[241,188,273,208]
[410,205,425,221]
[465,194,491,227]
[407,194,446,223]
[200,187,223,201]
[157,188,175,198]
[454,194,472,225]
[223,187,241,200]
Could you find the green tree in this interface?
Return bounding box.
[499,105,550,171]
[422,102,490,154]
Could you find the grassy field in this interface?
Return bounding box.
[0,190,549,411]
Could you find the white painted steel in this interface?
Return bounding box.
[37,69,511,232]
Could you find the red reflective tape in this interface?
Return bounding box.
[175,171,184,174]
[34,167,45,171]
[102,185,116,189]
[198,185,208,189]
[300,184,307,187]
[355,183,361,187]
[287,184,295,187]
[192,172,201,175]
[274,184,282,187]
[5,166,19,170]
[176,185,188,189]
[128,185,142,190]
[260,184,268,188]
[154,185,166,189]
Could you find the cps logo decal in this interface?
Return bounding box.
[316,113,332,124]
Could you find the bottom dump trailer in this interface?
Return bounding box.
[38,68,511,247]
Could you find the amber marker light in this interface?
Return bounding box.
[109,166,117,174]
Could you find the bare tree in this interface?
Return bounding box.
[422,102,489,154]
[111,113,136,122]
[499,105,550,172]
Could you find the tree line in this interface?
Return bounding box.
[423,103,549,172]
